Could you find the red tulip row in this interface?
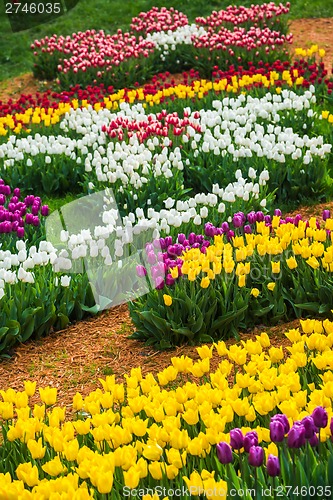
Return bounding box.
[101,109,202,143]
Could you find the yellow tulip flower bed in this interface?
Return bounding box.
[130,215,333,348]
[0,318,333,499]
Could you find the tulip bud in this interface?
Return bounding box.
[230,428,244,450]
[287,424,306,448]
[301,416,317,439]
[266,454,280,476]
[248,446,264,467]
[312,406,328,428]
[323,209,331,221]
[270,419,285,443]
[244,431,258,452]
[216,442,233,464]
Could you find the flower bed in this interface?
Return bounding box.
[0,319,333,497]
[31,4,292,88]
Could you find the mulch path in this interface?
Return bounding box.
[0,18,332,407]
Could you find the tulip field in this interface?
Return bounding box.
[1,1,333,498]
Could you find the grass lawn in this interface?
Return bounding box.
[0,0,332,82]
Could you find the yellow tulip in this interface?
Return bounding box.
[163,294,172,306]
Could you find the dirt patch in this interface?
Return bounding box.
[289,18,333,71]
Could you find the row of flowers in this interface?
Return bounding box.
[0,318,333,497]
[1,55,332,137]
[0,86,331,207]
[31,4,292,88]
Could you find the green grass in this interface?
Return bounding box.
[0,0,332,83]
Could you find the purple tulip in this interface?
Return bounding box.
[196,234,204,244]
[165,274,175,286]
[270,419,285,443]
[323,209,331,221]
[159,238,166,250]
[247,211,256,224]
[177,233,186,245]
[255,211,264,222]
[264,215,271,224]
[25,213,34,224]
[32,216,40,227]
[0,195,5,206]
[164,236,172,247]
[294,214,302,226]
[4,185,10,196]
[271,414,290,434]
[13,187,20,197]
[287,424,306,448]
[312,406,328,429]
[301,416,317,439]
[136,265,147,277]
[244,431,258,452]
[248,446,264,467]
[266,455,280,476]
[309,433,319,447]
[221,222,229,232]
[226,230,235,241]
[155,277,165,290]
[232,214,244,228]
[230,428,244,450]
[274,208,282,216]
[192,243,200,249]
[146,252,157,265]
[216,442,233,464]
[285,217,294,224]
[188,233,196,245]
[201,246,207,254]
[16,227,25,238]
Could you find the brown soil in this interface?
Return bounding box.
[0,19,332,406]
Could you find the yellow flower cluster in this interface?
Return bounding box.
[1,318,333,498]
[180,218,333,290]
[0,69,307,137]
[295,45,326,59]
[321,110,333,124]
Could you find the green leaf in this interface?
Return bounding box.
[294,302,320,313]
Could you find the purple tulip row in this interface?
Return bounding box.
[0,180,49,237]
[216,407,331,477]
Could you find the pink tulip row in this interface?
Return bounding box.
[193,26,292,53]
[130,6,189,35]
[32,30,155,76]
[196,2,290,29]
[101,109,202,143]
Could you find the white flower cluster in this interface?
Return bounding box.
[0,239,72,298]
[146,24,207,57]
